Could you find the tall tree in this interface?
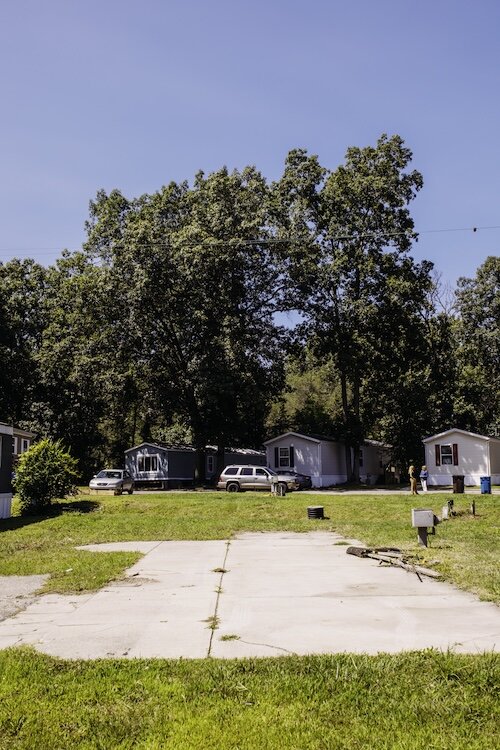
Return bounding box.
[274,135,433,480]
[453,256,500,434]
[32,253,112,474]
[0,259,47,424]
[84,167,286,479]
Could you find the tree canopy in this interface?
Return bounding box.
[0,135,497,481]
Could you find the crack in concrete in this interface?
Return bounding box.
[237,639,296,655]
[207,540,231,657]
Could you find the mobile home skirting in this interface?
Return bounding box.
[429,473,500,487]
[0,493,12,519]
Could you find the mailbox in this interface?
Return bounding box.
[412,509,434,528]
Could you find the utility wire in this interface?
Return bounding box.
[0,224,499,257]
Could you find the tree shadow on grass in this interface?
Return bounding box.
[0,499,101,532]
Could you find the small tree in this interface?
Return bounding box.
[14,439,79,515]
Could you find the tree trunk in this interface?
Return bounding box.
[351,371,361,483]
[345,442,353,483]
[339,370,353,482]
[131,400,138,447]
[351,441,360,484]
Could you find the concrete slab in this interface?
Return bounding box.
[212,533,500,657]
[0,574,49,621]
[0,541,228,658]
[0,533,499,659]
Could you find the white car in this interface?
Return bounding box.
[89,469,134,495]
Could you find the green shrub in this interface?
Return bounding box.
[14,439,79,515]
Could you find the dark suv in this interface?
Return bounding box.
[276,470,312,490]
[217,465,299,493]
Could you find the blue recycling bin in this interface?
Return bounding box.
[480,476,491,494]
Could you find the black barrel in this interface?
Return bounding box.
[307,505,324,519]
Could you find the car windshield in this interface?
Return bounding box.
[266,468,278,476]
[96,470,122,479]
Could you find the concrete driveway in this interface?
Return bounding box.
[0,532,499,659]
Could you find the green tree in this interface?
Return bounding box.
[0,259,47,424]
[84,168,286,479]
[14,438,78,515]
[266,352,344,438]
[369,280,460,470]
[31,254,109,475]
[453,256,500,434]
[274,135,433,480]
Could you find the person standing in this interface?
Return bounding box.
[409,465,419,495]
[420,465,429,492]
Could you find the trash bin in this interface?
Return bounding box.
[480,476,491,494]
[452,475,464,494]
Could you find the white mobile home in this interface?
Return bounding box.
[264,432,389,487]
[423,428,500,486]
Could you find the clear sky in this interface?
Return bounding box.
[1,0,499,286]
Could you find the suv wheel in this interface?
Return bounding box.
[226,482,240,493]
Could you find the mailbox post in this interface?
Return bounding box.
[270,476,285,496]
[412,508,436,547]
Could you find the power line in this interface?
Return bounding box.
[0,224,499,257]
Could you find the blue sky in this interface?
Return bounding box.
[1,0,499,286]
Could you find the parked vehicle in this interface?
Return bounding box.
[89,469,134,495]
[276,470,312,490]
[217,465,299,493]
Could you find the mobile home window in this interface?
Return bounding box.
[359,449,364,468]
[279,448,290,467]
[22,439,30,453]
[138,455,158,472]
[440,445,453,465]
[206,455,215,474]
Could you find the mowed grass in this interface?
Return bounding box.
[0,648,498,750]
[0,490,499,602]
[1,493,499,749]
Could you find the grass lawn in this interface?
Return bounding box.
[0,490,498,602]
[0,648,499,750]
[1,491,499,749]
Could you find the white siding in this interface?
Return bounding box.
[425,431,489,486]
[0,494,12,519]
[489,439,500,475]
[266,435,351,487]
[321,442,345,474]
[320,442,347,486]
[267,436,322,483]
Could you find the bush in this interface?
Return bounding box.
[14,439,79,515]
